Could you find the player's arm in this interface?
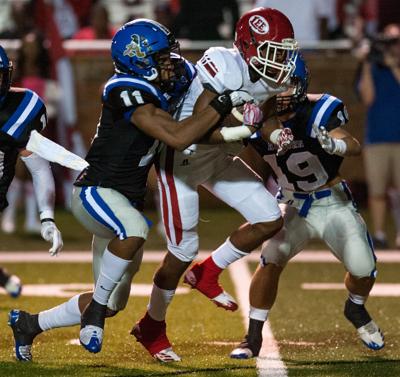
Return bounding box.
[132,94,231,151]
[19,148,63,256]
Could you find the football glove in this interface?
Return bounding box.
[243,102,263,128]
[270,128,294,156]
[312,124,347,156]
[210,90,254,117]
[41,220,63,256]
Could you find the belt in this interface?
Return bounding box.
[293,189,332,217]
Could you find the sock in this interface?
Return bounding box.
[147,284,175,322]
[211,238,248,269]
[249,306,269,322]
[0,267,10,286]
[388,189,400,234]
[93,248,131,305]
[374,230,386,241]
[38,294,81,331]
[349,292,367,306]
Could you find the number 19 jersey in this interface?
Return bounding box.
[249,94,349,192]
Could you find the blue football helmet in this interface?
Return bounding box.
[111,19,180,84]
[276,53,309,115]
[0,45,13,103]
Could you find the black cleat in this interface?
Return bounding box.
[8,310,42,361]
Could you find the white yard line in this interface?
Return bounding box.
[0,250,399,263]
[229,259,287,377]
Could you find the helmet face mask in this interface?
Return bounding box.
[0,46,13,103]
[234,7,298,85]
[276,54,309,115]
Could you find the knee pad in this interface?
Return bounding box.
[260,239,291,268]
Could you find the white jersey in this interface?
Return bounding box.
[176,47,286,156]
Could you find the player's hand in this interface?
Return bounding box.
[243,102,263,128]
[41,220,63,256]
[229,90,254,107]
[276,128,294,156]
[312,124,336,154]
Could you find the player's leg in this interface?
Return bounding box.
[323,197,384,350]
[132,148,203,362]
[0,266,22,297]
[72,186,148,353]
[1,177,22,233]
[231,205,311,359]
[185,156,283,309]
[364,144,390,248]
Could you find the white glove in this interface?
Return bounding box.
[312,124,347,156]
[229,90,254,107]
[243,102,263,127]
[41,220,63,256]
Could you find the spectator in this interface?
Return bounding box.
[357,24,400,249]
[0,1,34,39]
[73,3,117,40]
[173,0,239,40]
[255,0,337,43]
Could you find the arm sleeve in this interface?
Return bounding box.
[21,153,55,220]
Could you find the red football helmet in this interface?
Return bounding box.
[234,7,298,85]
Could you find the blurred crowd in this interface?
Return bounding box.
[0,0,399,248]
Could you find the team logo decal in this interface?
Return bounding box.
[249,15,269,35]
[123,34,146,58]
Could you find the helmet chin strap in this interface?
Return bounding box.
[143,67,158,81]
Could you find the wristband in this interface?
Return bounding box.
[40,218,55,224]
[209,94,232,117]
[269,129,282,145]
[220,125,252,142]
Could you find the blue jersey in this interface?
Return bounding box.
[249,93,349,192]
[0,88,47,211]
[76,57,196,204]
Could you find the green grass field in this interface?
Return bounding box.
[0,208,399,376]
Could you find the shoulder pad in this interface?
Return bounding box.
[103,75,168,110]
[196,47,243,93]
[307,94,347,136]
[1,89,46,140]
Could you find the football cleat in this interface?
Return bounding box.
[230,335,262,359]
[5,275,22,298]
[357,321,385,351]
[344,299,384,351]
[79,325,104,353]
[131,312,181,363]
[8,309,42,361]
[80,300,106,353]
[184,259,238,311]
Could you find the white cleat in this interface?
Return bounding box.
[357,321,385,350]
[212,291,238,311]
[5,275,22,298]
[230,346,254,359]
[80,325,104,353]
[153,347,181,363]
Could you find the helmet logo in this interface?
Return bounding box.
[249,15,269,35]
[123,34,146,59]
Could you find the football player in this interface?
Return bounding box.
[8,19,256,361]
[132,8,299,362]
[0,45,63,298]
[230,55,384,359]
